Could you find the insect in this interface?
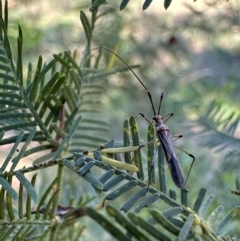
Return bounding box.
[92,46,195,189]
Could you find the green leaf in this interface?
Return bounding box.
[29,55,42,102]
[15,172,38,202]
[129,116,144,180]
[89,0,107,11]
[128,212,171,241]
[193,188,207,213]
[177,214,194,241]
[143,0,153,10]
[164,0,172,10]
[80,10,92,45]
[123,119,132,165]
[53,54,72,69]
[85,207,131,241]
[149,208,181,235]
[0,176,18,199]
[215,206,240,234]
[107,204,151,241]
[120,0,129,10]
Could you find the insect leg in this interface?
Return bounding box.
[172,135,183,141]
[174,146,195,188]
[162,112,174,123]
[134,113,153,125]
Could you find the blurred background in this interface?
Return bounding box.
[7,0,240,238]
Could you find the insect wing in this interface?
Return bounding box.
[157,130,184,188]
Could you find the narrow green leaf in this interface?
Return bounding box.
[149,208,181,235]
[53,54,72,69]
[26,173,38,219]
[0,15,14,69]
[35,176,60,220]
[53,115,82,159]
[12,225,26,241]
[34,72,59,110]
[0,185,5,219]
[193,188,207,213]
[129,116,144,180]
[26,62,32,87]
[181,188,189,207]
[94,150,102,160]
[143,0,153,10]
[169,189,176,200]
[0,1,3,38]
[120,0,129,10]
[65,107,79,130]
[38,75,66,118]
[162,207,183,218]
[15,172,38,202]
[4,0,8,30]
[89,0,107,11]
[33,152,56,164]
[0,54,10,63]
[121,187,148,213]
[0,99,27,109]
[236,177,240,190]
[10,129,36,171]
[0,130,24,172]
[177,214,194,241]
[0,112,32,120]
[0,72,14,81]
[103,174,125,191]
[0,63,11,71]
[61,84,76,111]
[80,11,92,45]
[128,212,171,241]
[29,55,42,102]
[0,122,36,133]
[75,156,86,167]
[64,51,82,75]
[51,123,67,138]
[77,161,95,176]
[23,144,53,157]
[99,169,115,184]
[107,204,152,241]
[147,124,155,186]
[0,176,18,199]
[43,189,59,220]
[85,207,131,241]
[0,83,19,90]
[0,226,17,241]
[215,206,240,234]
[199,194,214,218]
[6,176,15,220]
[62,159,76,170]
[17,34,23,86]
[164,0,172,10]
[69,69,81,92]
[18,182,23,219]
[39,58,57,81]
[105,180,138,201]
[82,172,103,191]
[134,193,160,213]
[123,119,132,165]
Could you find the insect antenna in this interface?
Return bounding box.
[92,46,157,115]
[157,75,181,115]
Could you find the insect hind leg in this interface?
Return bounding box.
[174,146,195,188]
[134,113,153,125]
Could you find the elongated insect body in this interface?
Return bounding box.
[92,46,195,189]
[154,115,184,188]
